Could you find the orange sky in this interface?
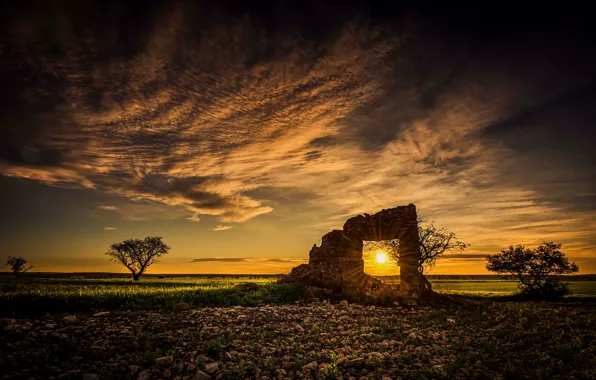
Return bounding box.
[1,3,595,275]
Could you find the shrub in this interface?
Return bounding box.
[486,242,578,299]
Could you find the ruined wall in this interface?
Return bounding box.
[281,204,422,303]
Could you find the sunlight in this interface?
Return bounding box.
[374,250,388,265]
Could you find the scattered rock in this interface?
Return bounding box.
[192,370,211,380]
[339,300,349,307]
[204,362,219,374]
[302,361,318,372]
[83,374,99,380]
[129,365,141,374]
[137,370,151,380]
[155,356,174,366]
[62,315,76,323]
[93,311,111,317]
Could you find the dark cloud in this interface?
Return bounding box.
[0,1,594,264]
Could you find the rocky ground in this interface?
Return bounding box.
[1,299,595,380]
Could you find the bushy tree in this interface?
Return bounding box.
[486,242,578,298]
[6,256,33,278]
[105,237,170,280]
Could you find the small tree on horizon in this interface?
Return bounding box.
[105,237,170,281]
[486,242,578,298]
[6,256,34,278]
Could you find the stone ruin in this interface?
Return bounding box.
[280,204,422,304]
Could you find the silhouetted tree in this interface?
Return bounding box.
[414,218,467,292]
[6,256,33,278]
[105,237,170,281]
[486,242,578,298]
[369,217,467,293]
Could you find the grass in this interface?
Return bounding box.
[0,277,305,317]
[1,276,595,317]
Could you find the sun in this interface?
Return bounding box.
[374,250,388,265]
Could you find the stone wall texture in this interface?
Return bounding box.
[280,204,422,303]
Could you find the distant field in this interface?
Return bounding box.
[1,275,595,317]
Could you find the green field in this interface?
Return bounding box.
[1,275,595,317]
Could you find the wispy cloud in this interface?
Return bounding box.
[98,205,118,211]
[190,257,305,263]
[0,3,594,266]
[103,227,116,230]
[190,257,250,263]
[212,225,233,231]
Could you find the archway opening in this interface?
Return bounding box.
[363,239,400,279]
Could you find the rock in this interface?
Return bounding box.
[278,204,422,302]
[137,370,151,380]
[58,370,81,379]
[302,361,318,372]
[339,300,349,307]
[447,318,456,324]
[173,303,190,312]
[129,365,141,374]
[192,371,211,380]
[93,311,111,317]
[83,375,99,380]
[296,324,304,332]
[155,356,174,366]
[62,315,76,323]
[204,362,218,374]
[382,377,393,380]
[163,369,172,378]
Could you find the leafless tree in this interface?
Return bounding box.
[6,256,34,278]
[105,237,170,281]
[372,217,467,292]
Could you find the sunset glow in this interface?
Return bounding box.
[375,251,388,265]
[0,2,594,276]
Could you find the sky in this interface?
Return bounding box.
[0,1,595,275]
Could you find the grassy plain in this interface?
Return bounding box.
[1,274,595,317]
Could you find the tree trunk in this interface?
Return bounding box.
[418,267,433,292]
[132,273,140,281]
[419,273,433,292]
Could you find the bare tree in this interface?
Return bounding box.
[375,217,467,292]
[105,237,170,280]
[6,256,34,278]
[416,218,467,291]
[486,242,578,298]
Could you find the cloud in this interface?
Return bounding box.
[187,214,201,223]
[191,257,250,263]
[0,3,594,263]
[190,257,305,263]
[439,254,489,260]
[212,225,233,231]
[103,227,116,230]
[98,206,118,211]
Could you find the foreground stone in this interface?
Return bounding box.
[2,300,594,379]
[280,204,422,303]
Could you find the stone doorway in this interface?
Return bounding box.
[363,239,400,277]
[281,204,422,303]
